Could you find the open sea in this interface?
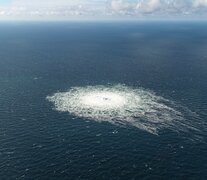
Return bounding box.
[0,21,207,179]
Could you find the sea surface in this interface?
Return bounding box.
[0,21,207,179]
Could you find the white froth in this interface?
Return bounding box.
[80,92,127,109]
[47,84,201,136]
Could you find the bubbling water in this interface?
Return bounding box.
[47,84,201,136]
[80,92,127,109]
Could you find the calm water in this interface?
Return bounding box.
[0,22,207,179]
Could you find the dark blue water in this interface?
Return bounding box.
[0,22,207,179]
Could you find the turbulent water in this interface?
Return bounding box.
[0,22,207,179]
[47,84,201,136]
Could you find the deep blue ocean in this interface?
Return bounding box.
[0,21,207,179]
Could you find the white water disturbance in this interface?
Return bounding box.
[47,84,201,135]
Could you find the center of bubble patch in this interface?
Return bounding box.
[80,92,127,109]
[47,84,202,137]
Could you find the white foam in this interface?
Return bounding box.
[47,84,201,136]
[80,91,127,109]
